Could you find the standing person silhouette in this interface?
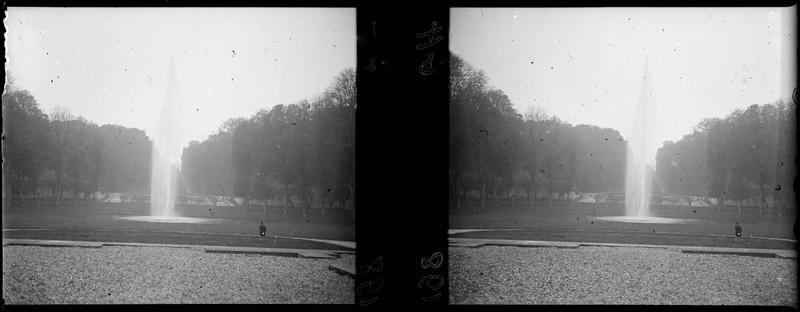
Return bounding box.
[735,221,742,238]
[259,221,266,237]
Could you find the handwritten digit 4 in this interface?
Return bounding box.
[418,53,436,76]
[358,256,383,275]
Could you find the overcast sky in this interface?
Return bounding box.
[452,7,796,161]
[5,8,355,154]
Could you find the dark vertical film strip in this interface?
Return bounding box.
[408,10,449,306]
[355,5,449,307]
[355,8,390,307]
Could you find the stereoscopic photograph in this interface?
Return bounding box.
[448,7,797,305]
[3,8,355,304]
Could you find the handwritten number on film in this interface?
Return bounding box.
[419,252,444,301]
[415,21,443,76]
[420,251,443,269]
[358,256,384,306]
[360,20,387,74]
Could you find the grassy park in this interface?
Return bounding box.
[2,200,355,250]
[450,200,796,250]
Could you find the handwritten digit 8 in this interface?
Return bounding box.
[420,252,443,270]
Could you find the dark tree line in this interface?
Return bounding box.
[180,119,238,197]
[450,53,795,211]
[180,68,355,217]
[655,101,796,209]
[2,77,151,208]
[449,54,627,209]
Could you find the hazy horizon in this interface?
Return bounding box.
[451,7,796,160]
[4,8,356,157]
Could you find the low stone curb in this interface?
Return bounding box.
[454,238,579,249]
[277,236,356,250]
[2,239,354,259]
[3,228,356,250]
[680,246,796,259]
[327,263,355,278]
[449,237,797,258]
[3,239,103,248]
[298,251,341,259]
[203,246,306,257]
[448,228,798,242]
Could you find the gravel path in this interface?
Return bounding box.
[3,246,353,304]
[450,246,796,306]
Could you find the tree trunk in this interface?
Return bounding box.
[2,181,9,210]
[262,197,267,218]
[56,186,63,209]
[303,193,310,218]
[493,182,498,208]
[18,176,26,202]
[480,181,486,208]
[321,189,326,219]
[455,178,462,210]
[524,184,531,205]
[757,198,762,216]
[739,199,747,215]
[348,181,355,212]
[529,169,536,208]
[284,183,290,215]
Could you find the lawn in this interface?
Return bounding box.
[450,200,796,250]
[2,200,354,250]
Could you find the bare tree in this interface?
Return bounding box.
[523,105,549,206]
[50,107,76,208]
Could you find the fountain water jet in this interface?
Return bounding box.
[593,58,692,225]
[624,58,655,218]
[150,58,181,218]
[117,59,214,225]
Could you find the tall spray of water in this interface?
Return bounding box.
[150,59,181,217]
[625,58,655,217]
